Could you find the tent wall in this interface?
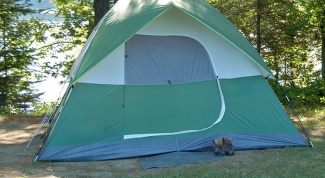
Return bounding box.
[124,80,221,136]
[38,76,307,161]
[78,46,125,85]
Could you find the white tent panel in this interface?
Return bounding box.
[69,18,107,78]
[137,7,262,79]
[78,45,125,85]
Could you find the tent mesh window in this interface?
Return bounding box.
[125,35,216,85]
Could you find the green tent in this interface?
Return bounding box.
[37,0,308,161]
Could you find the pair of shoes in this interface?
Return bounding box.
[212,138,235,156]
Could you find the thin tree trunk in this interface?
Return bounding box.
[321,10,325,79]
[2,17,8,111]
[256,0,262,53]
[321,28,325,80]
[273,51,279,80]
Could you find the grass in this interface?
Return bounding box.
[131,106,325,177]
[136,146,324,177]
[0,106,324,177]
[97,106,324,177]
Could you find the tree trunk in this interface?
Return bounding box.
[1,17,8,112]
[256,0,262,53]
[94,0,111,25]
[321,27,325,80]
[94,0,119,26]
[320,10,325,80]
[274,52,279,80]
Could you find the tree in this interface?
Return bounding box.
[298,0,325,79]
[0,0,50,114]
[48,0,118,77]
[208,0,319,85]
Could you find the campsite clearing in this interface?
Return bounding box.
[0,107,324,177]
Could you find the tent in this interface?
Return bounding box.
[36,0,308,161]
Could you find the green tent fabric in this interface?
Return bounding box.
[36,0,308,162]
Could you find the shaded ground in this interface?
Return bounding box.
[0,111,324,177]
[0,116,143,177]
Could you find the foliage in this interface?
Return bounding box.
[46,0,114,78]
[208,0,320,84]
[37,0,93,78]
[207,0,324,106]
[271,79,325,107]
[30,101,58,116]
[0,0,52,114]
[298,0,325,79]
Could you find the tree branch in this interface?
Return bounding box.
[34,41,75,51]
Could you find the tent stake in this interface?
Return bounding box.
[276,80,314,148]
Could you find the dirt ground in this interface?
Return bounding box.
[0,115,146,178]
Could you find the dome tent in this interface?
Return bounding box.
[36,0,308,161]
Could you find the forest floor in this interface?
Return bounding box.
[0,107,324,177]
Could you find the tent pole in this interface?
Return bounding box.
[276,80,314,148]
[25,77,70,152]
[24,108,53,151]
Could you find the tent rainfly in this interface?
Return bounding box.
[36,0,309,161]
